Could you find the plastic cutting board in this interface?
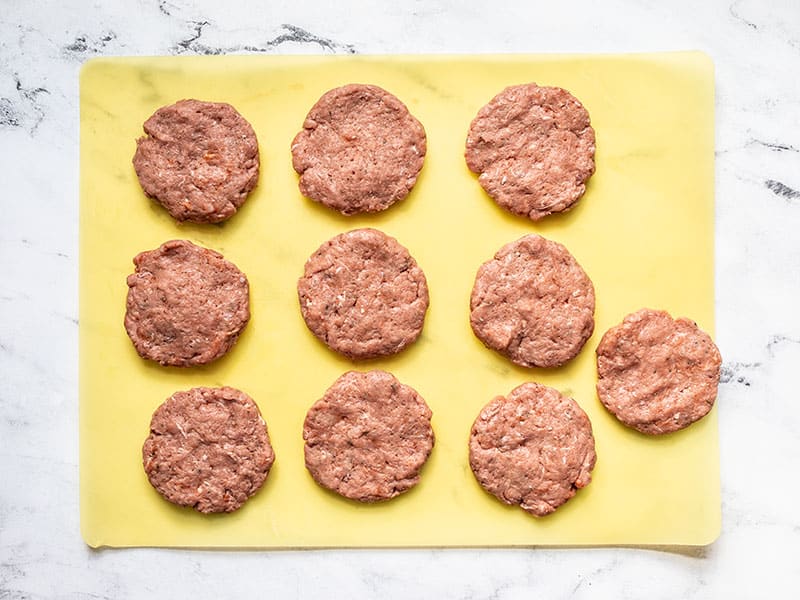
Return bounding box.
[79,53,718,547]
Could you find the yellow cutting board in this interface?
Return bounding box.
[80,53,718,547]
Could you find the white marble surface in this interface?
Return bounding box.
[1,0,799,597]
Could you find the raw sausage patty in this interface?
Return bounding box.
[298,228,429,360]
[133,99,259,223]
[469,382,596,516]
[596,308,722,435]
[303,370,435,502]
[291,84,427,214]
[465,83,595,221]
[142,386,275,513]
[125,239,250,367]
[470,234,595,368]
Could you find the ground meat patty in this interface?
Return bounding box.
[133,99,259,223]
[303,370,434,502]
[142,386,275,513]
[124,239,250,367]
[470,234,595,368]
[596,308,722,435]
[291,84,427,214]
[298,228,429,360]
[469,383,596,517]
[465,83,595,221]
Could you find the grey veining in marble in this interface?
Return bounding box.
[1,0,799,597]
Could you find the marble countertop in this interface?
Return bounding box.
[2,0,798,597]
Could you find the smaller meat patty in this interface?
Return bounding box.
[142,386,275,513]
[124,239,250,367]
[465,83,595,221]
[469,383,596,517]
[303,370,435,502]
[470,234,595,368]
[133,99,259,223]
[596,308,722,435]
[298,228,429,360]
[291,84,427,214]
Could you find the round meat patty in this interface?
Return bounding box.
[469,383,596,517]
[470,234,595,368]
[142,386,275,513]
[133,99,259,223]
[465,83,596,221]
[298,228,429,360]
[124,239,250,367]
[596,308,722,435]
[291,84,427,214]
[303,370,435,502]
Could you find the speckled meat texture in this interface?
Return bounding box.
[133,99,259,223]
[303,370,435,502]
[596,308,722,435]
[291,84,427,214]
[298,228,429,360]
[470,234,595,368]
[469,383,596,517]
[465,83,595,221]
[142,387,275,513]
[124,239,250,367]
